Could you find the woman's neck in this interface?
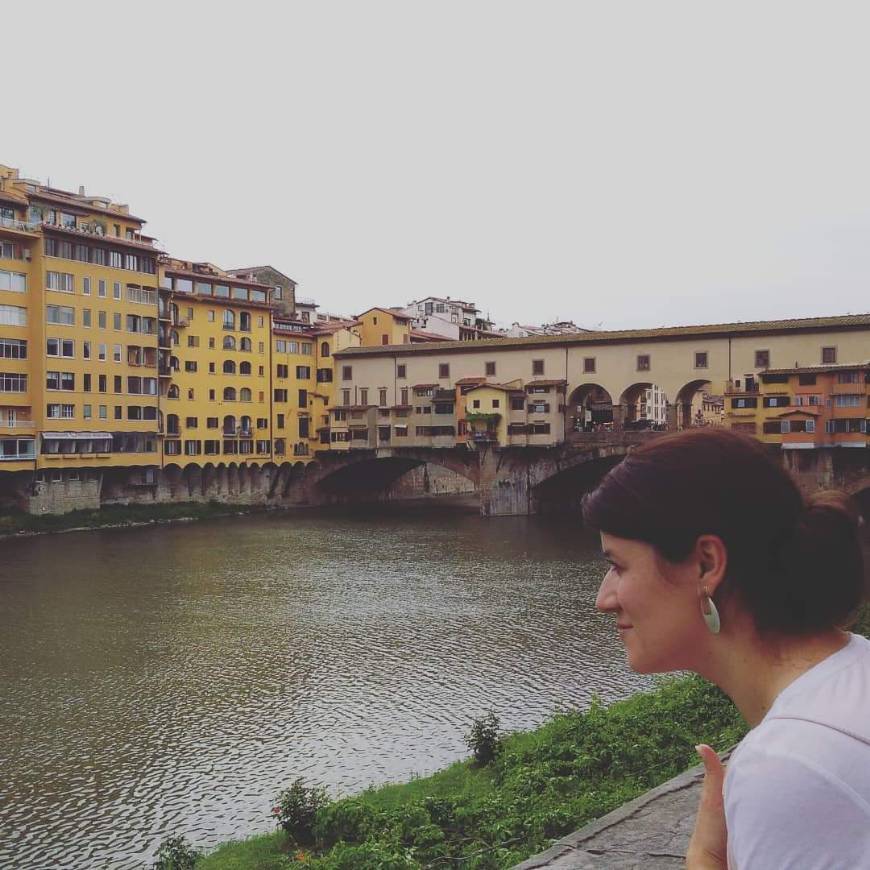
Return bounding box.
[703,626,849,727]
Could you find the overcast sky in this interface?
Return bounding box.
[7,2,870,330]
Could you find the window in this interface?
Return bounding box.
[223,360,237,375]
[532,359,544,376]
[113,313,122,330]
[239,311,251,332]
[98,375,107,392]
[400,387,409,405]
[223,387,236,401]
[0,373,26,392]
[837,371,860,384]
[277,414,285,429]
[379,388,388,406]
[240,361,251,375]
[583,357,596,374]
[46,403,75,419]
[46,371,75,391]
[359,388,368,406]
[209,389,215,400]
[397,364,406,378]
[82,277,91,295]
[46,271,74,293]
[834,394,861,407]
[472,399,480,409]
[82,308,92,328]
[0,270,26,292]
[763,396,790,408]
[492,399,500,409]
[113,282,121,300]
[98,344,107,361]
[439,363,450,379]
[821,346,837,364]
[47,338,75,358]
[207,417,219,428]
[83,404,92,419]
[483,361,496,376]
[46,305,74,325]
[320,341,330,357]
[637,354,650,371]
[274,389,288,402]
[208,310,215,322]
[98,405,107,419]
[237,387,251,402]
[183,360,196,373]
[694,352,708,369]
[187,335,199,348]
[511,396,525,411]
[223,309,235,330]
[755,349,770,368]
[0,338,26,359]
[186,417,198,428]
[98,279,107,297]
[798,373,817,386]
[342,365,352,380]
[296,366,311,379]
[242,337,253,352]
[113,344,122,362]
[98,311,107,329]
[298,389,308,407]
[113,375,122,393]
[223,335,236,350]
[730,396,758,409]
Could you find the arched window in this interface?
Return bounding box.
[222,360,236,374]
[169,355,179,371]
[223,309,235,330]
[239,311,251,332]
[240,337,252,352]
[167,384,180,399]
[171,329,179,346]
[239,361,251,375]
[170,303,179,321]
[240,387,252,402]
[223,415,236,435]
[223,335,236,350]
[320,341,330,357]
[240,416,252,433]
[223,387,236,401]
[167,414,180,434]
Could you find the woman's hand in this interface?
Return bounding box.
[685,744,727,869]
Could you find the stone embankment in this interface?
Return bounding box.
[515,752,731,869]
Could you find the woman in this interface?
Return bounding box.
[581,428,869,869]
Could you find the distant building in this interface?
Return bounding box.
[226,265,296,318]
[403,296,496,341]
[506,320,592,337]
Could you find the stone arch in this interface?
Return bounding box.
[566,383,614,435]
[618,381,670,430]
[163,463,183,499]
[184,462,202,498]
[202,462,217,497]
[674,378,715,430]
[227,462,240,496]
[216,463,228,495]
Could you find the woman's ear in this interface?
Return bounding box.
[695,534,727,595]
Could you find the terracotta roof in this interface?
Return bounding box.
[29,189,145,224]
[335,313,870,358]
[42,222,159,252]
[356,306,413,322]
[411,329,454,341]
[466,382,524,393]
[772,407,822,417]
[762,362,870,376]
[165,265,273,290]
[454,376,488,385]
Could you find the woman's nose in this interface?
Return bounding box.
[596,571,618,613]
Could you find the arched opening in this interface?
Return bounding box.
[566,384,614,435]
[240,388,252,402]
[239,361,251,375]
[223,309,235,330]
[167,384,180,399]
[320,341,330,357]
[240,337,252,352]
[239,311,251,332]
[618,382,670,430]
[674,379,717,429]
[223,387,236,401]
[223,415,236,435]
[223,360,236,374]
[223,335,236,350]
[240,415,252,435]
[169,355,179,371]
[170,329,179,346]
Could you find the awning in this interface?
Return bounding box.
[42,431,113,440]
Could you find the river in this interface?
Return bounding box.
[0,507,652,869]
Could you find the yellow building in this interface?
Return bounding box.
[0,164,161,505]
[355,307,413,347]
[158,260,273,466]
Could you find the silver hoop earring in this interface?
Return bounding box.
[701,594,721,635]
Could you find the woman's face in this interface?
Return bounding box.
[596,532,707,674]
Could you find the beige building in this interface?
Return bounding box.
[329,314,870,450]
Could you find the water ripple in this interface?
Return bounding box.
[0,511,652,869]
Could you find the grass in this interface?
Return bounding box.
[0,500,269,536]
[193,674,748,870]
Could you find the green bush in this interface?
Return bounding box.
[152,835,201,869]
[465,711,502,766]
[272,778,330,845]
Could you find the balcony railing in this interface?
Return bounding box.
[0,419,35,429]
[0,217,40,234]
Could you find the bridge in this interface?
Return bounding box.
[280,434,870,517]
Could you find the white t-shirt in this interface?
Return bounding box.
[724,632,870,869]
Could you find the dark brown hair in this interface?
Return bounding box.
[581,428,866,634]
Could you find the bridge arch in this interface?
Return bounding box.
[618,381,670,430]
[566,383,614,434]
[673,378,715,429]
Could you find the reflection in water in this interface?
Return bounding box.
[0,510,651,869]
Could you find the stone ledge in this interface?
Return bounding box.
[514,749,732,869]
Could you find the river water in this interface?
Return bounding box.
[0,507,652,869]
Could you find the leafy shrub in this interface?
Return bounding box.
[465,711,501,766]
[152,835,201,870]
[272,778,330,844]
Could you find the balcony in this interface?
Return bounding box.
[0,217,40,237]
